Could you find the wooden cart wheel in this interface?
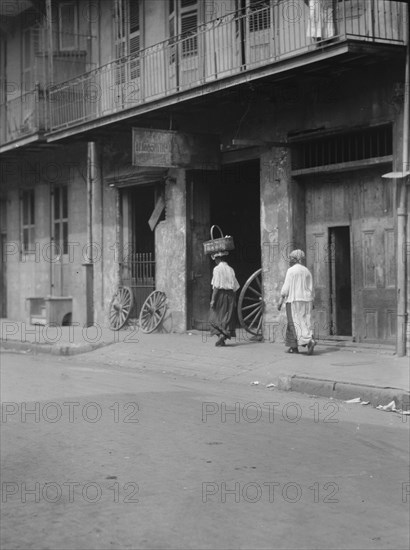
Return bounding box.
[139,290,167,334]
[237,268,263,336]
[109,286,134,330]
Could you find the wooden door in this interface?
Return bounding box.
[186,170,212,330]
[51,185,70,297]
[205,2,241,81]
[245,0,274,67]
[350,172,396,343]
[305,169,396,344]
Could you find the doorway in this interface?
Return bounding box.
[0,233,6,317]
[210,160,261,291]
[0,199,6,317]
[122,185,157,318]
[305,168,395,343]
[329,226,352,336]
[187,159,261,330]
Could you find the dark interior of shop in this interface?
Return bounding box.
[209,159,261,291]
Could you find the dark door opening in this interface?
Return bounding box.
[131,186,155,253]
[329,226,352,336]
[0,233,7,317]
[210,159,261,307]
[124,186,156,318]
[187,159,261,330]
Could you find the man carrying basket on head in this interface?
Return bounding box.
[203,225,240,347]
[209,251,240,346]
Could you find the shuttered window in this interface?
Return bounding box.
[248,0,270,33]
[114,0,141,82]
[181,12,197,56]
[169,0,198,58]
[129,0,140,79]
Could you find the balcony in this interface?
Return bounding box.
[44,0,406,134]
[0,23,95,151]
[0,86,46,150]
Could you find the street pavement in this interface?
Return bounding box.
[1,318,409,409]
[1,351,409,550]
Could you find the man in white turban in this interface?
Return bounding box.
[277,249,316,354]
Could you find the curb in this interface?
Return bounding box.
[276,374,410,410]
[2,338,409,410]
[0,339,107,356]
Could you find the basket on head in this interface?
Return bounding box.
[203,225,235,255]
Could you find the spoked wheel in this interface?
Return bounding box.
[237,268,264,336]
[139,290,167,334]
[109,286,134,330]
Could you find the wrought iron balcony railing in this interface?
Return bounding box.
[0,22,96,147]
[3,0,406,138]
[0,86,46,146]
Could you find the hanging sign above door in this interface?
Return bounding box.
[132,128,220,169]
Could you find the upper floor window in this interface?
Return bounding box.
[169,0,198,58]
[114,0,140,57]
[114,0,140,80]
[21,27,40,91]
[247,0,271,33]
[58,1,79,51]
[21,189,35,254]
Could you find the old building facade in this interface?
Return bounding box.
[0,0,409,353]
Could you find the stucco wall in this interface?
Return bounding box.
[155,169,187,332]
[3,145,89,324]
[92,182,118,328]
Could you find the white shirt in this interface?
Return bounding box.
[281,264,314,302]
[212,261,240,291]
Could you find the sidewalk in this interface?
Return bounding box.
[1,318,409,409]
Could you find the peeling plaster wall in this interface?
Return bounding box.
[92,183,118,328]
[3,146,89,323]
[260,148,294,340]
[155,169,187,332]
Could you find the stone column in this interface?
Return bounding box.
[260,147,305,343]
[155,168,187,332]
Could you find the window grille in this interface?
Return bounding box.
[248,0,270,32]
[291,125,393,170]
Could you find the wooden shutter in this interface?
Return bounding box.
[180,0,198,57]
[129,0,140,79]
